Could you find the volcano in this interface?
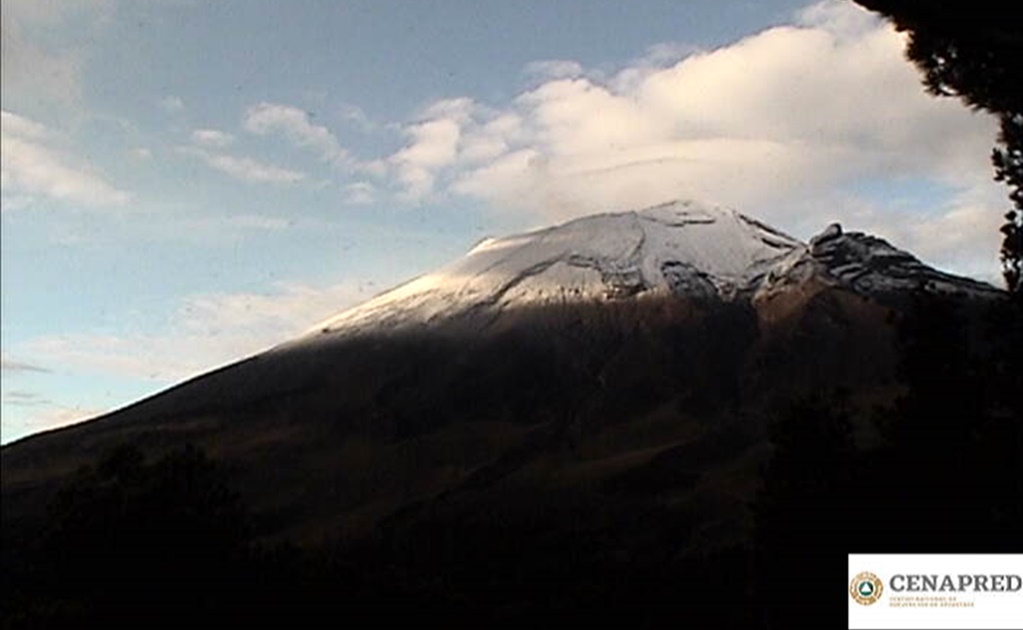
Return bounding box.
[2,200,999,533]
[0,200,1005,624]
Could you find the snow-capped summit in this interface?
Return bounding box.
[305,200,1000,338]
[309,201,802,335]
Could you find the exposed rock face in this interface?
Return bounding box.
[756,221,998,303]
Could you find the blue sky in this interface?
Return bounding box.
[0,0,1007,443]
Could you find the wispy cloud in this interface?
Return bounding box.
[524,59,585,81]
[0,0,114,109]
[179,146,307,185]
[3,390,50,406]
[190,128,235,148]
[244,102,347,162]
[1,111,131,208]
[1,356,50,373]
[638,42,702,66]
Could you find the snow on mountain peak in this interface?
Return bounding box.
[298,200,1002,340]
[308,200,802,336]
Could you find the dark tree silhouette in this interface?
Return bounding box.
[843,3,1023,566]
[853,0,1023,291]
[5,444,253,626]
[754,393,857,628]
[873,290,1022,550]
[753,291,1023,625]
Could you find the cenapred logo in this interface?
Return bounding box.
[850,571,884,606]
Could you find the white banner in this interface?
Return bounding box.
[849,554,1023,629]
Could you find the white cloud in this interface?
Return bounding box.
[243,102,347,162]
[387,98,523,201]
[796,0,880,38]
[190,128,234,148]
[0,110,52,140]
[421,97,476,122]
[403,1,994,211]
[855,183,1009,283]
[17,281,374,382]
[390,117,463,200]
[376,0,1003,278]
[398,118,463,168]
[179,146,306,185]
[1,110,131,207]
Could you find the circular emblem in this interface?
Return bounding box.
[850,571,884,606]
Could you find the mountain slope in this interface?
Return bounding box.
[1,201,1002,552]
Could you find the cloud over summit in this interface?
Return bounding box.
[377,0,1002,276]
